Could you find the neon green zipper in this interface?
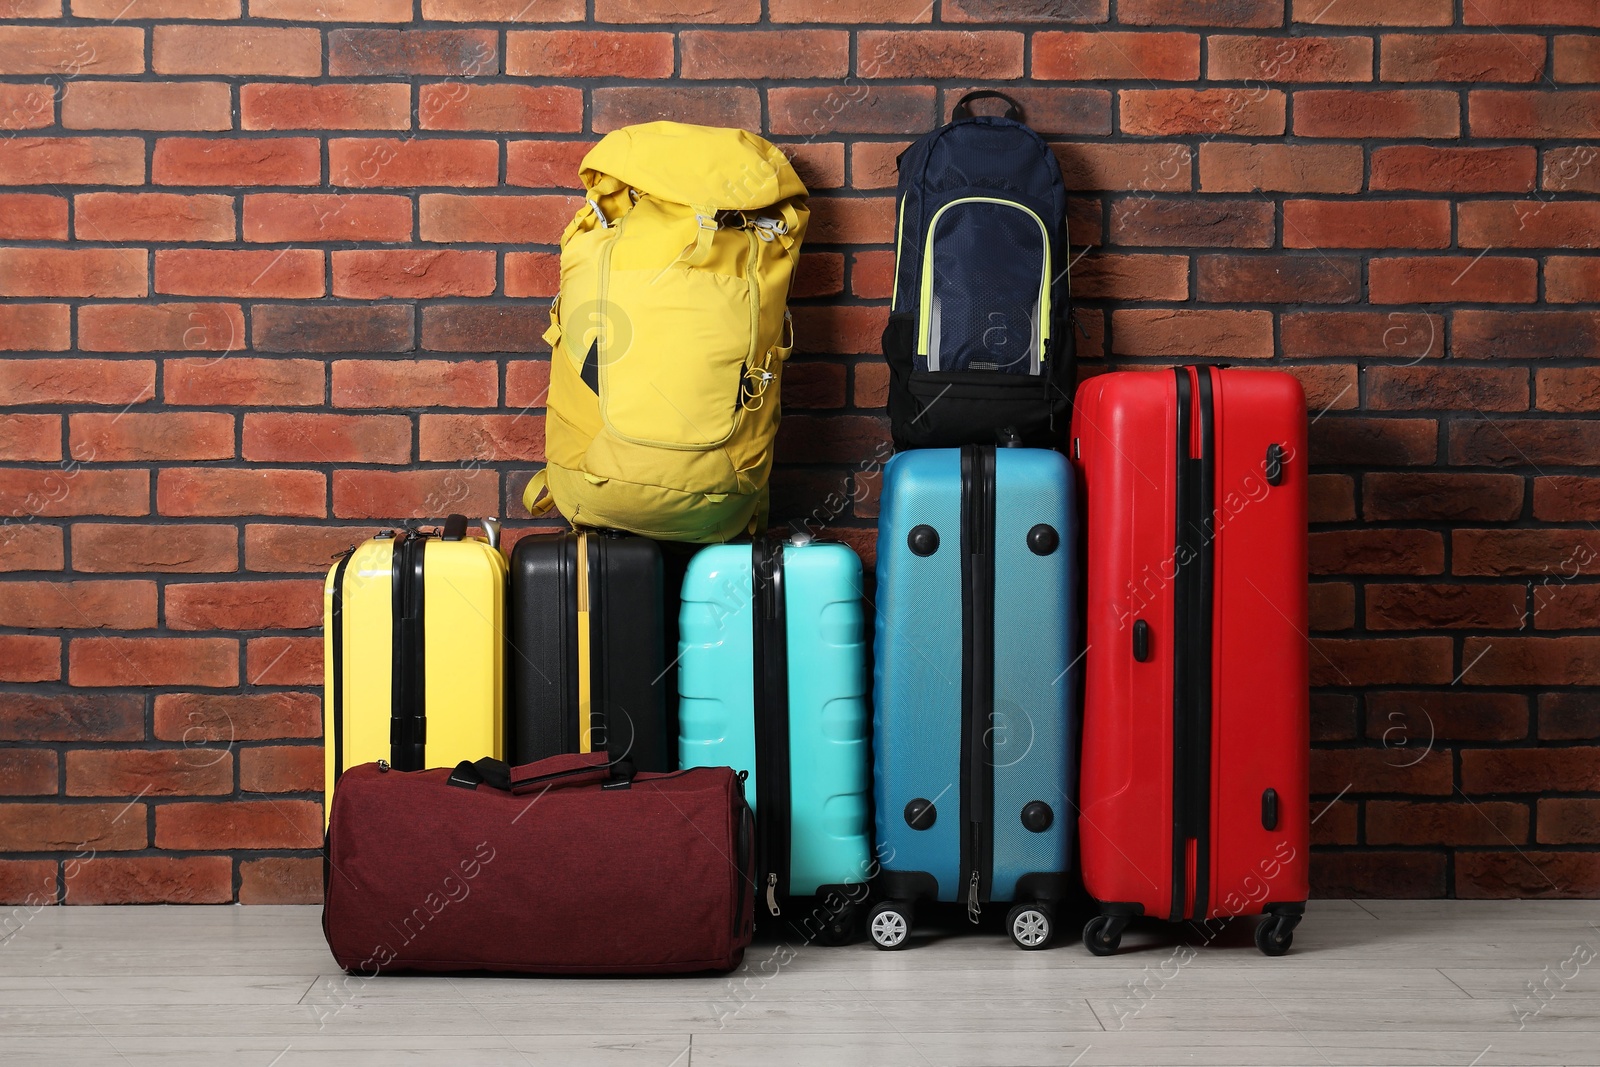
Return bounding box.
[891,194,906,312]
[916,197,1052,373]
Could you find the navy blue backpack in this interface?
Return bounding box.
[882,90,1073,450]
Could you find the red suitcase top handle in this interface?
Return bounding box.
[447,751,636,795]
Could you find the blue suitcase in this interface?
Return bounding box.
[871,443,1078,950]
[678,536,873,944]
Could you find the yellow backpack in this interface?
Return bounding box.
[524,122,809,543]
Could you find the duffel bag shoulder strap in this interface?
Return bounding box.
[448,751,635,794]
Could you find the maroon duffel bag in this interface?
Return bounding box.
[323,752,754,975]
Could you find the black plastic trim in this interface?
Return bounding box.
[960,446,997,913]
[329,550,352,786]
[752,538,792,909]
[877,869,939,902]
[1170,369,1192,923]
[390,532,428,771]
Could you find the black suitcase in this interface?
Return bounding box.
[508,529,672,771]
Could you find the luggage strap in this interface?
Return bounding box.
[448,752,635,794]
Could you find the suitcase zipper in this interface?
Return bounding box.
[389,530,428,771]
[750,539,792,918]
[328,546,355,786]
[958,447,997,922]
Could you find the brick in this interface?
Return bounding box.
[1538,367,1600,412]
[419,414,543,462]
[784,142,846,190]
[1283,200,1450,249]
[511,29,675,78]
[240,745,322,793]
[1366,691,1530,743]
[333,468,499,520]
[1286,365,1354,415]
[246,635,319,685]
[0,83,54,130]
[0,469,148,518]
[1119,0,1273,24]
[0,0,58,12]
[1370,256,1538,305]
[1555,35,1600,83]
[1530,584,1600,631]
[252,304,413,354]
[1363,472,1525,522]
[0,26,143,74]
[167,358,323,409]
[600,0,756,19]
[1453,530,1600,577]
[165,578,321,631]
[948,88,1113,138]
[1464,748,1600,794]
[75,193,234,243]
[0,247,145,298]
[1058,143,1192,193]
[1308,473,1355,522]
[241,83,409,131]
[0,579,155,629]
[1196,254,1359,303]
[153,26,320,76]
[0,803,146,852]
[0,136,144,186]
[0,526,66,573]
[808,197,896,245]
[0,749,55,795]
[677,31,844,81]
[0,692,142,742]
[422,0,581,19]
[1366,367,1528,415]
[1109,197,1267,249]
[767,86,934,137]
[242,412,409,464]
[422,84,582,133]
[1366,583,1525,631]
[1539,800,1600,845]
[422,304,547,353]
[1208,34,1372,82]
[840,250,887,300]
[156,248,324,299]
[782,363,847,410]
[243,524,379,573]
[505,141,590,189]
[0,634,57,681]
[1311,416,1437,466]
[1312,745,1453,794]
[1370,146,1537,194]
[1292,0,1449,24]
[1454,311,1600,360]
[1310,797,1356,845]
[1110,309,1273,358]
[1368,802,1529,847]
[0,304,70,352]
[329,28,496,78]
[331,137,499,189]
[1121,88,1284,137]
[253,0,410,19]
[1200,144,1361,196]
[1311,852,1445,899]
[61,81,230,132]
[156,799,321,851]
[419,193,574,244]
[333,250,495,299]
[243,193,410,243]
[239,857,321,904]
[158,468,324,518]
[153,137,320,187]
[1547,257,1600,303]
[154,690,320,741]
[1388,34,1544,83]
[1309,581,1355,631]
[795,251,846,299]
[77,303,245,354]
[1295,89,1459,138]
[768,0,924,18]
[1541,693,1600,741]
[1461,637,1600,687]
[849,142,909,191]
[70,636,236,687]
[0,414,61,461]
[70,412,234,462]
[505,361,550,410]
[66,748,231,797]
[1451,419,1600,467]
[65,856,232,906]
[1310,528,1443,576]
[1034,31,1198,80]
[1461,201,1600,250]
[332,359,497,408]
[858,30,1023,79]
[1311,636,1454,686]
[1532,477,1600,522]
[776,416,890,464]
[1465,0,1600,27]
[0,194,66,240]
[505,252,559,298]
[74,0,238,14]
[0,357,153,405]
[1071,254,1188,302]
[1471,90,1600,139]
[791,305,886,355]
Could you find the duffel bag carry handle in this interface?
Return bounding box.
[951,90,1022,122]
[448,752,635,794]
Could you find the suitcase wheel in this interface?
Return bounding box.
[1081,914,1126,957]
[1006,902,1054,950]
[815,901,864,947]
[868,901,913,951]
[1254,915,1296,957]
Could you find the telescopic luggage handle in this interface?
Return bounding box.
[951,90,1022,121]
[448,751,635,794]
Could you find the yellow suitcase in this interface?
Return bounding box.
[323,515,507,823]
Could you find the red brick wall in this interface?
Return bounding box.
[1,0,1596,905]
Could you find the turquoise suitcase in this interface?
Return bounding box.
[678,536,873,944]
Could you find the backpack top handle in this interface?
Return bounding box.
[951,90,1023,122]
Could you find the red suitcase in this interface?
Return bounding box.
[323,752,753,975]
[1071,365,1310,956]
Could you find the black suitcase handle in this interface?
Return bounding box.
[951,90,1022,122]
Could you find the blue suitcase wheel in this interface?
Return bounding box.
[869,901,913,950]
[1007,902,1054,950]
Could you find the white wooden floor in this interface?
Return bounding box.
[1,900,1598,1065]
